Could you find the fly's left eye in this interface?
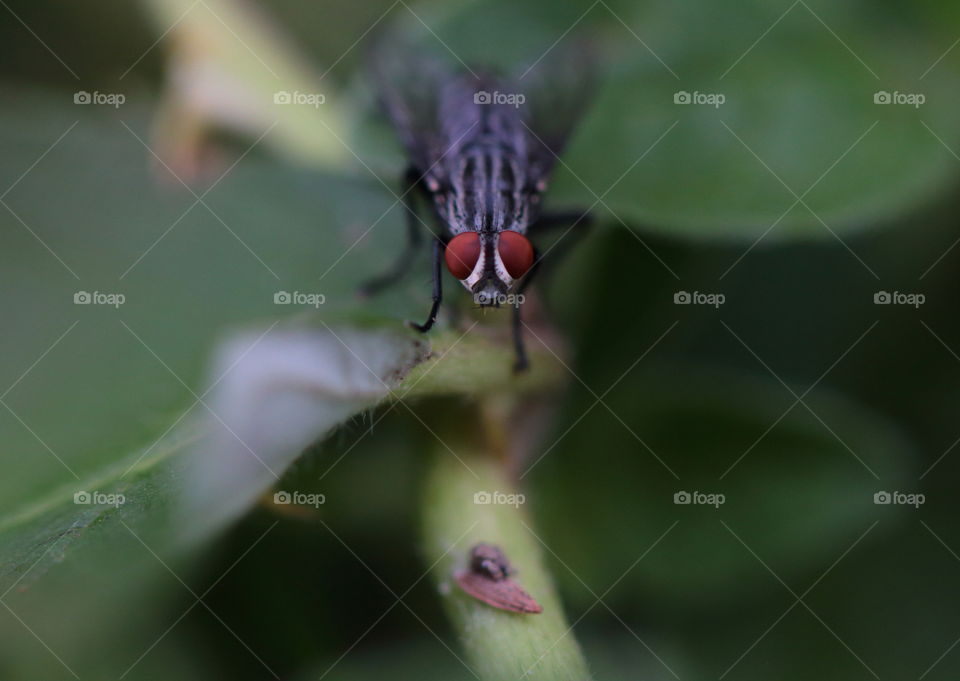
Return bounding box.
[444,232,482,279]
[497,231,534,279]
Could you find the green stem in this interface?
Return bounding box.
[421,440,591,681]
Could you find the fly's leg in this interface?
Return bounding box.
[409,237,443,333]
[511,247,541,373]
[358,166,423,297]
[510,209,593,373]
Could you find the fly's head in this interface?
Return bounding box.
[443,229,535,306]
[432,145,544,307]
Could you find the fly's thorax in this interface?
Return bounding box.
[437,143,538,233]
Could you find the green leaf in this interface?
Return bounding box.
[561,0,960,238]
[178,323,427,539]
[0,89,413,522]
[180,318,569,540]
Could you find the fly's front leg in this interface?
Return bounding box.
[510,247,542,373]
[358,166,423,297]
[409,237,443,333]
[510,209,593,373]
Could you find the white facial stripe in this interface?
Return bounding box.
[463,245,487,290]
[459,235,515,290]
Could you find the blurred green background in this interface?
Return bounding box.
[2,0,960,678]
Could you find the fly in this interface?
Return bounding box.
[360,38,595,371]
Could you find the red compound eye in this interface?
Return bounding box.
[444,232,481,279]
[497,231,534,279]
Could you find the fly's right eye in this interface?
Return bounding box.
[444,232,481,279]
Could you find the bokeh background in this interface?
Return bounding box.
[2,0,960,679]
